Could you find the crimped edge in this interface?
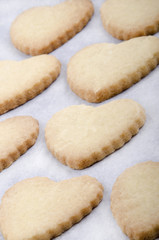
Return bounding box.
[45,101,146,169]
[11,0,94,56]
[0,61,61,115]
[102,19,159,41]
[100,2,159,40]
[0,117,39,172]
[0,176,103,240]
[68,49,159,103]
[40,178,104,239]
[111,161,159,240]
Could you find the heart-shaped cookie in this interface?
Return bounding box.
[10,0,94,55]
[67,36,159,103]
[0,116,39,172]
[111,161,159,240]
[100,0,159,40]
[45,99,146,169]
[0,175,103,240]
[0,55,60,114]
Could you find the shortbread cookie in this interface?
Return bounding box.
[111,161,159,240]
[0,55,60,114]
[0,116,39,172]
[45,99,145,169]
[67,36,159,103]
[100,0,159,40]
[10,0,94,55]
[0,175,103,240]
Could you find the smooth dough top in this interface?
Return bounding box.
[0,116,38,159]
[68,36,159,102]
[101,0,159,40]
[111,161,159,240]
[0,176,103,240]
[10,0,94,55]
[0,54,60,105]
[45,99,145,169]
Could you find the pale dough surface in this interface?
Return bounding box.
[10,0,94,55]
[0,116,39,172]
[68,36,159,102]
[101,0,159,40]
[111,161,159,240]
[0,176,103,240]
[0,1,159,239]
[0,55,61,114]
[45,99,146,169]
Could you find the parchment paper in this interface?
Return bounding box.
[0,1,159,239]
